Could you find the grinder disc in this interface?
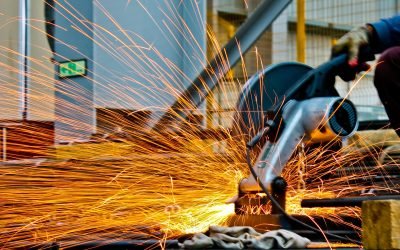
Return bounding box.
[232,62,313,139]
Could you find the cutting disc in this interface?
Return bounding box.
[232,62,313,139]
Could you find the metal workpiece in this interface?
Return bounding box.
[301,195,400,208]
[152,0,293,131]
[239,97,358,194]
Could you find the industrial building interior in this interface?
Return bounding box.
[0,0,399,249]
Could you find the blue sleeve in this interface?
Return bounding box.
[370,15,400,53]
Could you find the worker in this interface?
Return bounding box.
[331,15,400,136]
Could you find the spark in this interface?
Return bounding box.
[0,0,398,249]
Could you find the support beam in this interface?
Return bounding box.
[296,0,306,63]
[151,0,293,132]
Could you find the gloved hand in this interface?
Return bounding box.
[331,25,375,81]
[332,26,371,66]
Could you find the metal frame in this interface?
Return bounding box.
[18,0,29,120]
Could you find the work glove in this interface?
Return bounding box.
[331,26,375,81]
[332,26,370,66]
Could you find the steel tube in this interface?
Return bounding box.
[301,195,400,208]
[18,0,29,120]
[296,0,306,63]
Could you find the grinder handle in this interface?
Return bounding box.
[308,47,375,95]
[329,45,376,81]
[288,47,375,102]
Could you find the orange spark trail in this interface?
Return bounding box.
[0,1,399,249]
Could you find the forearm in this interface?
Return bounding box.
[368,15,400,53]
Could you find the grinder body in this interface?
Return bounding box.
[239,97,358,194]
[232,53,371,213]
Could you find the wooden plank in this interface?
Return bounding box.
[362,200,400,249]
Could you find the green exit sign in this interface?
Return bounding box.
[58,59,87,78]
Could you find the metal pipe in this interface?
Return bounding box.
[151,0,293,131]
[296,0,306,63]
[18,0,29,121]
[301,195,400,208]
